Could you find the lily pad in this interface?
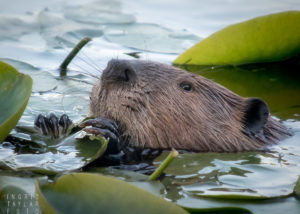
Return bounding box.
[0,61,32,142]
[36,173,188,214]
[87,167,166,196]
[174,11,300,65]
[0,131,108,174]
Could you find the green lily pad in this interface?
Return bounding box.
[36,173,188,214]
[174,11,300,65]
[0,131,108,174]
[87,167,166,196]
[0,61,32,142]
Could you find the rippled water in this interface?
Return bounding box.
[0,0,300,213]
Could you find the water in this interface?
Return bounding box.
[0,0,300,213]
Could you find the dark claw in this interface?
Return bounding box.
[83,127,118,142]
[59,114,72,134]
[34,114,50,136]
[79,118,118,136]
[35,113,72,138]
[47,113,60,138]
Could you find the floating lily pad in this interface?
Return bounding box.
[0,132,108,174]
[87,167,166,196]
[174,11,300,65]
[36,173,188,214]
[0,61,32,142]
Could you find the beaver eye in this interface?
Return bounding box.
[180,82,192,92]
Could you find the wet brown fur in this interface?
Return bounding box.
[90,60,290,152]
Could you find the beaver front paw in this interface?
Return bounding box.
[34,113,72,138]
[79,117,119,142]
[79,117,121,155]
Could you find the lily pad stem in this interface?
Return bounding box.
[149,149,178,181]
[59,37,91,76]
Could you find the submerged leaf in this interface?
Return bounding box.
[36,173,188,214]
[174,11,300,65]
[0,61,32,142]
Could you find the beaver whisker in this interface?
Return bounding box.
[67,69,100,80]
[77,51,104,73]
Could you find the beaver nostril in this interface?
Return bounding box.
[104,59,137,83]
[124,69,130,82]
[120,66,137,82]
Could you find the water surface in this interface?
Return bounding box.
[0,1,300,213]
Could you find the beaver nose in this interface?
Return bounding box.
[103,59,137,82]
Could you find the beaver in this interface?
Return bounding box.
[35,59,291,156]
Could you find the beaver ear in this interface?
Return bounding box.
[243,98,269,134]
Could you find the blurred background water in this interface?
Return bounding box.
[0,1,300,213]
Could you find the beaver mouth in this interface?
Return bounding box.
[118,95,146,112]
[121,104,138,112]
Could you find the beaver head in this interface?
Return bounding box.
[90,59,290,152]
